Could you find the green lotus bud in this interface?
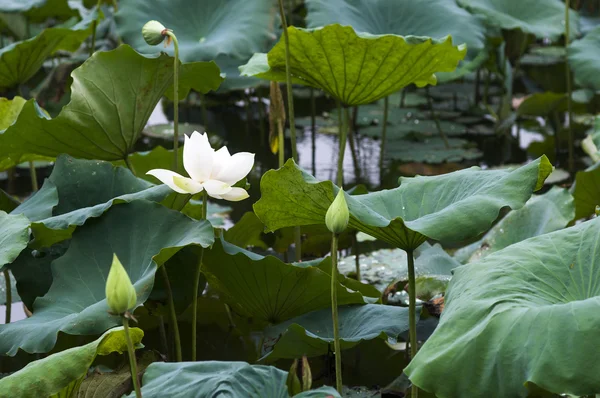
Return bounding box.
[105,254,137,315]
[142,20,167,46]
[326,189,349,234]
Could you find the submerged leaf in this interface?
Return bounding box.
[240,24,466,105]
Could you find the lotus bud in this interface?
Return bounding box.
[142,20,167,46]
[326,189,349,235]
[105,254,137,315]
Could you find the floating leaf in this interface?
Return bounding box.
[202,239,378,324]
[240,24,467,106]
[385,137,482,163]
[115,0,275,62]
[406,217,600,397]
[568,26,600,91]
[126,361,341,398]
[254,157,551,250]
[455,187,574,262]
[0,200,213,355]
[457,0,579,40]
[0,45,222,168]
[0,327,143,397]
[261,304,414,362]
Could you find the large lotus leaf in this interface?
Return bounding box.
[0,0,78,22]
[202,239,377,324]
[0,9,97,89]
[571,163,600,220]
[305,0,486,82]
[126,361,341,398]
[261,304,414,362]
[0,326,143,397]
[568,25,600,91]
[254,157,551,250]
[0,45,222,168]
[406,217,600,397]
[0,212,30,271]
[455,186,574,263]
[10,155,172,248]
[240,24,467,106]
[115,0,274,62]
[457,0,579,41]
[0,200,214,355]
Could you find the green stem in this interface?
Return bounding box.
[310,88,316,176]
[278,120,285,168]
[165,31,180,171]
[3,269,11,324]
[124,155,136,176]
[277,0,298,162]
[379,96,389,176]
[123,317,142,398]
[353,234,360,282]
[90,20,97,56]
[28,161,38,192]
[200,93,209,132]
[258,95,266,146]
[347,112,361,182]
[191,191,208,361]
[406,249,418,398]
[565,0,574,174]
[158,315,169,361]
[330,234,342,393]
[160,266,182,362]
[336,104,349,187]
[426,88,449,149]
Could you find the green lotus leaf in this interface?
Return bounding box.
[202,239,378,324]
[0,200,213,355]
[115,0,275,62]
[0,269,19,305]
[455,186,574,263]
[0,45,222,168]
[0,0,79,22]
[568,26,600,91]
[457,0,579,41]
[214,54,266,93]
[240,24,467,106]
[254,157,551,250]
[261,304,414,362]
[406,217,600,397]
[0,188,19,212]
[0,8,98,89]
[126,361,341,398]
[10,155,172,248]
[516,91,569,116]
[384,137,482,163]
[571,163,600,220]
[305,0,486,82]
[0,326,143,397]
[0,211,30,271]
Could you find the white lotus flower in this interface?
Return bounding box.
[147,131,254,201]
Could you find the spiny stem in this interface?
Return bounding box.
[277,0,297,161]
[123,317,142,398]
[191,191,208,361]
[336,104,349,187]
[379,96,389,179]
[3,269,11,324]
[160,266,182,362]
[565,0,575,174]
[330,233,342,393]
[164,31,180,171]
[406,249,418,398]
[28,161,38,192]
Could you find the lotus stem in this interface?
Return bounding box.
[277,0,298,162]
[311,88,316,175]
[347,117,361,182]
[164,31,180,171]
[191,191,208,361]
[330,233,343,393]
[336,104,349,187]
[124,155,136,176]
[258,95,266,146]
[28,161,38,192]
[406,249,418,398]
[160,265,182,362]
[565,0,574,174]
[3,269,11,324]
[123,317,142,398]
[200,93,209,132]
[90,20,98,56]
[158,315,169,360]
[379,96,389,179]
[353,234,360,282]
[426,87,449,149]
[278,120,285,168]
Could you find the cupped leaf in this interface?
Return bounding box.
[0,327,143,397]
[254,157,551,250]
[305,0,486,82]
[202,239,378,324]
[0,45,222,168]
[568,25,600,91]
[0,200,213,355]
[127,361,341,398]
[11,155,172,248]
[406,217,600,397]
[115,0,275,62]
[240,24,467,106]
[457,0,579,40]
[0,212,30,270]
[261,304,414,362]
[0,9,97,89]
[455,186,574,263]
